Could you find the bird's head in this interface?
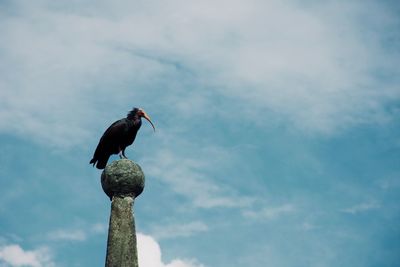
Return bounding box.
[129,107,156,132]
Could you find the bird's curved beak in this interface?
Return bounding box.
[140,110,156,132]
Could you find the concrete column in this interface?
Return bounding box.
[101,159,145,267]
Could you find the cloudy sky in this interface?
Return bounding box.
[0,0,399,266]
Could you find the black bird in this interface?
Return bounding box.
[90,107,155,169]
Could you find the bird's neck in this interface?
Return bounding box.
[129,116,141,126]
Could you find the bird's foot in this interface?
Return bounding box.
[118,153,128,159]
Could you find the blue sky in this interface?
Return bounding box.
[0,0,399,266]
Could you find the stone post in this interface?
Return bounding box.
[101,159,145,267]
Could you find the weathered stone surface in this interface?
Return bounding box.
[101,159,145,199]
[102,159,145,267]
[105,196,139,267]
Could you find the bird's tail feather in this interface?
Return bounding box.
[95,155,111,169]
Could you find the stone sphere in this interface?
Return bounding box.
[101,159,145,199]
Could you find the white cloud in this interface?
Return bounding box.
[243,203,296,220]
[0,244,54,267]
[300,222,318,232]
[378,176,400,190]
[150,221,208,240]
[340,202,380,214]
[47,229,86,241]
[91,223,107,234]
[142,148,254,209]
[137,233,204,267]
[46,223,107,242]
[0,0,398,148]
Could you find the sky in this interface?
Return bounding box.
[0,0,399,266]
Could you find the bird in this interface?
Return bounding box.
[90,107,155,169]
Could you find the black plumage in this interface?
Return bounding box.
[90,107,155,169]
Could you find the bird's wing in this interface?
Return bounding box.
[92,119,128,158]
[102,119,128,139]
[99,119,129,147]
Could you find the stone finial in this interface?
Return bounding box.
[101,159,145,267]
[101,159,145,199]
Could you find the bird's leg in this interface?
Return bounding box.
[118,147,123,159]
[122,148,128,159]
